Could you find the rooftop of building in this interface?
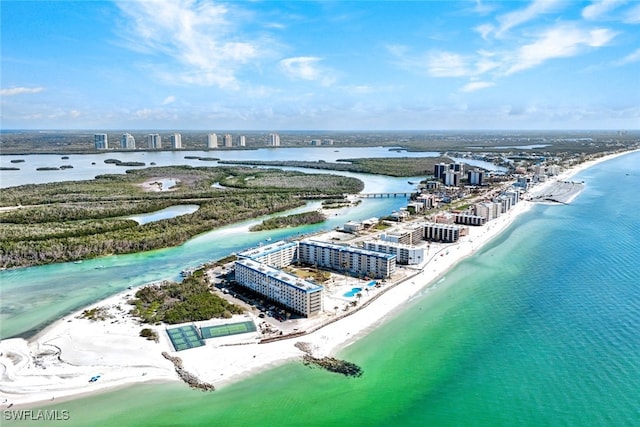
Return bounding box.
[301,239,396,260]
[235,258,322,293]
[237,240,297,259]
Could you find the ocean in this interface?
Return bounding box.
[3,151,640,426]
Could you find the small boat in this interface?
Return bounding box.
[73,260,82,264]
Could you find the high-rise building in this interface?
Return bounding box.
[223,134,233,147]
[236,135,246,147]
[450,163,464,174]
[467,169,484,186]
[94,133,108,150]
[170,133,182,149]
[146,134,162,149]
[268,133,280,146]
[207,133,218,149]
[234,258,323,317]
[434,163,447,180]
[444,169,460,186]
[121,133,136,149]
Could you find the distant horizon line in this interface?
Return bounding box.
[1,129,637,134]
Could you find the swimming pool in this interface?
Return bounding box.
[343,287,362,297]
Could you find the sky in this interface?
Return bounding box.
[1,0,639,130]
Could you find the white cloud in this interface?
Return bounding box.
[613,47,640,66]
[0,87,44,96]
[280,57,336,86]
[115,0,263,89]
[623,3,640,23]
[426,52,470,77]
[460,81,495,92]
[582,0,626,20]
[162,96,176,105]
[505,25,616,74]
[486,0,565,38]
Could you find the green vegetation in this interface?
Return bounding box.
[250,211,326,231]
[104,159,146,167]
[140,328,159,341]
[130,271,243,324]
[0,166,362,268]
[219,156,453,177]
[79,306,113,321]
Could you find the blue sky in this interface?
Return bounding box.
[1,0,639,130]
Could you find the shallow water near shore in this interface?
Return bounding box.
[7,152,639,425]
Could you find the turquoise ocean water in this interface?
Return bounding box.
[3,152,640,426]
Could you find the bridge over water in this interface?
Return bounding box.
[356,192,414,198]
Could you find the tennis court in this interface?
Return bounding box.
[200,321,257,340]
[166,325,205,351]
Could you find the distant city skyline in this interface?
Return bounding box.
[1,1,639,130]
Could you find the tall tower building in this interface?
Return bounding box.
[444,169,460,187]
[467,169,484,186]
[434,163,447,180]
[170,133,182,149]
[146,134,162,149]
[207,133,218,149]
[223,134,233,147]
[94,133,108,150]
[268,133,280,146]
[236,135,246,147]
[121,133,136,149]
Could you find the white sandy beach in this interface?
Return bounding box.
[0,149,635,408]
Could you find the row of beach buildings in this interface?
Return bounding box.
[232,184,521,318]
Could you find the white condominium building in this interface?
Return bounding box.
[298,240,396,279]
[237,241,298,268]
[94,133,108,150]
[268,133,280,146]
[236,135,246,147]
[170,133,182,149]
[146,133,162,149]
[475,202,501,221]
[454,213,487,226]
[121,133,136,149]
[223,134,233,147]
[423,223,461,243]
[235,258,323,317]
[363,241,425,265]
[207,133,218,148]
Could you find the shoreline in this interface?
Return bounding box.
[1,149,636,409]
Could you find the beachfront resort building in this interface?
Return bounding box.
[94,133,108,150]
[454,213,487,226]
[236,135,246,147]
[363,241,425,265]
[475,202,502,221]
[235,258,323,317]
[237,241,298,268]
[423,223,462,243]
[380,225,424,246]
[223,134,233,147]
[298,240,396,279]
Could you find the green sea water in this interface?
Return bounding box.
[4,152,640,426]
